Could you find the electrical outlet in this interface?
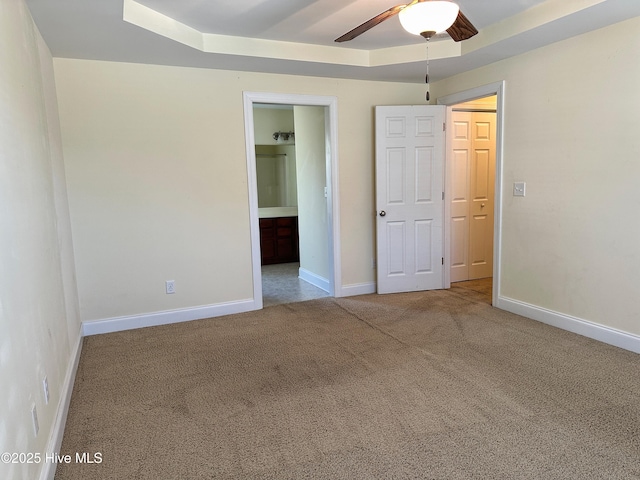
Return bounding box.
[166,280,176,294]
[31,404,39,436]
[513,182,526,197]
[43,376,49,405]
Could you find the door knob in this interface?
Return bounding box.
[481,203,486,208]
[379,210,386,217]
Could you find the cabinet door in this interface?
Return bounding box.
[260,217,299,265]
[259,218,276,264]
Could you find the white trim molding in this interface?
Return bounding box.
[41,331,83,480]
[298,267,330,293]
[340,282,376,297]
[497,296,640,354]
[82,299,258,336]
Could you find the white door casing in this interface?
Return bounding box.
[243,92,341,309]
[375,105,446,294]
[439,80,505,306]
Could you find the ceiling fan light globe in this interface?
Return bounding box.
[399,1,460,36]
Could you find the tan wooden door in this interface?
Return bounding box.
[450,109,496,281]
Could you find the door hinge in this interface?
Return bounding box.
[442,191,445,200]
[442,257,444,265]
[443,122,446,131]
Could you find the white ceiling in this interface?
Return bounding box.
[25,0,640,83]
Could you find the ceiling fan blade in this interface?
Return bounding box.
[335,3,413,43]
[446,10,478,42]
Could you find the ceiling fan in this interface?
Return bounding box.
[335,0,478,43]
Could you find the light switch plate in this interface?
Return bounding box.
[513,182,526,197]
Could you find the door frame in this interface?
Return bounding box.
[243,92,342,309]
[437,81,505,306]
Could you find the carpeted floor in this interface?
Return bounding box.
[55,286,640,479]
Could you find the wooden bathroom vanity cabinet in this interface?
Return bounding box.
[259,216,299,265]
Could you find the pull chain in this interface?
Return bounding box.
[425,38,430,102]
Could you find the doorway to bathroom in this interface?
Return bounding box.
[243,92,341,309]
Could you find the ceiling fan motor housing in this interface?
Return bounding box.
[399,1,460,36]
[334,0,477,44]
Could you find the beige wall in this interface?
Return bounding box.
[433,16,640,336]
[253,106,295,146]
[54,59,427,322]
[295,105,329,281]
[0,1,81,478]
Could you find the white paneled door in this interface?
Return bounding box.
[375,105,445,294]
[449,110,496,282]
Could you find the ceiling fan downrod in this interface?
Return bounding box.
[424,37,430,102]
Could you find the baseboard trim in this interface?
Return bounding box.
[340,282,376,297]
[298,267,330,293]
[497,296,640,354]
[82,298,258,336]
[41,330,83,480]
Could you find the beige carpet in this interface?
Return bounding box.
[56,285,640,479]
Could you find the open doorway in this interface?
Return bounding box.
[253,103,330,306]
[449,96,497,282]
[448,95,497,304]
[438,82,505,306]
[243,92,341,309]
